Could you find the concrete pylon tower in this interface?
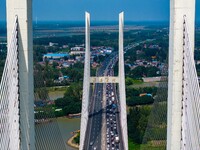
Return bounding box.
[80,12,128,150]
[80,12,90,150]
[118,12,128,150]
[167,0,195,150]
[6,0,35,149]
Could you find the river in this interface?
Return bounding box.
[35,117,80,150]
[57,117,80,150]
[35,89,80,150]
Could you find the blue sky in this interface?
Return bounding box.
[0,0,200,21]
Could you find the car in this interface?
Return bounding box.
[90,141,94,146]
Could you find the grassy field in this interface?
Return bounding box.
[128,140,166,150]
[47,86,69,92]
[128,81,160,88]
[46,86,68,100]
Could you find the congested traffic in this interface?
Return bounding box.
[105,67,120,150]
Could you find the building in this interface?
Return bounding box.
[43,53,69,61]
[62,62,70,68]
[70,51,85,55]
[49,42,58,47]
[71,46,84,51]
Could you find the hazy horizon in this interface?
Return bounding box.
[0,0,200,22]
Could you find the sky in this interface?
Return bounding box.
[0,0,200,22]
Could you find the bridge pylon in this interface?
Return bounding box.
[80,12,128,150]
[167,0,195,150]
[6,0,35,149]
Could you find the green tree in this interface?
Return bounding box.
[146,66,160,77]
[130,66,146,78]
[125,77,134,86]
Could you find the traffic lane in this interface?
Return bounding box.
[112,83,123,150]
[85,83,101,149]
[88,83,103,150]
[86,62,105,150]
[85,83,99,150]
[91,84,103,150]
[105,68,123,150]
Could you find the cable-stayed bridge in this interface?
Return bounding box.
[0,0,199,150]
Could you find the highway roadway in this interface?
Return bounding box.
[104,68,123,150]
[84,55,124,150]
[84,41,150,149]
[84,61,105,150]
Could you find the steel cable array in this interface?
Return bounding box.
[34,48,66,150]
[182,16,200,150]
[141,76,168,150]
[0,16,20,150]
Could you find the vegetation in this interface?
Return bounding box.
[129,66,160,79]
[127,96,154,106]
[126,86,157,106]
[73,132,80,144]
[54,82,82,116]
[35,105,56,119]
[128,106,151,144]
[34,61,85,87]
[128,105,167,149]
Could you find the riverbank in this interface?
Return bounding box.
[67,133,79,149]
